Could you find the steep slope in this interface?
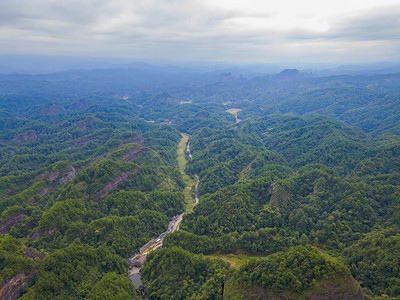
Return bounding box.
[224,246,363,300]
[0,102,186,298]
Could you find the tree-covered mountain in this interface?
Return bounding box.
[0,66,400,299]
[0,99,188,299]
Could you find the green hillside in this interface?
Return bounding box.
[1,69,400,299]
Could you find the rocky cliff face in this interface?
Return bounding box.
[31,226,58,241]
[96,168,139,198]
[0,268,36,300]
[224,276,364,300]
[0,214,27,236]
[48,165,76,184]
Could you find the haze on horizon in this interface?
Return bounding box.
[1,0,400,64]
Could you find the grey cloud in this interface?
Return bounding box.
[0,0,100,25]
[329,6,400,41]
[0,0,399,62]
[0,0,262,38]
[281,5,400,42]
[0,0,117,41]
[0,0,244,36]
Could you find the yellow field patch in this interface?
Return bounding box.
[226,108,242,123]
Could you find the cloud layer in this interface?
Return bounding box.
[1,0,399,63]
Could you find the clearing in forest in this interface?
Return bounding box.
[177,133,196,208]
[226,108,242,123]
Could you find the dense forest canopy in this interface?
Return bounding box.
[0,65,399,299]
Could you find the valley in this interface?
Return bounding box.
[128,133,199,292]
[0,66,399,299]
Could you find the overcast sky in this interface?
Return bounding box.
[1,0,400,63]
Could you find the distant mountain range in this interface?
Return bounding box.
[1,55,400,76]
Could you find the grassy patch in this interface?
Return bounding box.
[177,133,189,172]
[206,253,256,269]
[177,133,196,208]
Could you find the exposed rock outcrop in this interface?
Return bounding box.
[23,248,45,260]
[86,154,106,167]
[224,276,364,300]
[97,168,139,198]
[38,187,52,197]
[42,104,63,116]
[58,166,76,184]
[307,283,364,300]
[124,135,144,145]
[0,269,36,300]
[34,173,44,180]
[48,170,59,182]
[269,184,290,207]
[0,214,27,236]
[31,226,58,241]
[47,166,76,184]
[78,120,87,131]
[13,132,37,143]
[74,133,100,146]
[0,250,43,299]
[123,146,150,162]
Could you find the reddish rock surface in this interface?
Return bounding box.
[23,248,45,260]
[48,170,59,182]
[58,166,76,184]
[34,173,44,180]
[13,132,37,143]
[123,146,150,162]
[47,166,76,184]
[0,269,36,300]
[238,278,364,300]
[86,154,106,167]
[307,283,364,300]
[74,134,99,146]
[42,104,63,116]
[0,214,27,236]
[77,120,87,130]
[125,135,144,144]
[38,187,52,196]
[31,226,57,241]
[97,168,139,198]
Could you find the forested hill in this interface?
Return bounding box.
[1,67,400,135]
[0,66,400,299]
[0,100,187,299]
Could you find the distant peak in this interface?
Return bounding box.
[278,69,300,76]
